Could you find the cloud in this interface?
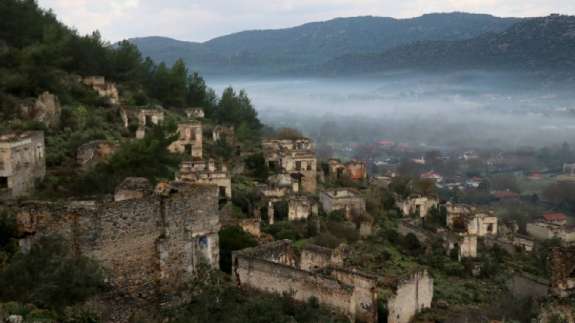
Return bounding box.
[36,0,575,42]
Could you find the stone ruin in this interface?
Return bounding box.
[9,180,221,319]
[263,138,317,193]
[136,108,164,139]
[446,203,498,237]
[185,107,205,119]
[82,76,120,105]
[76,140,118,171]
[169,122,203,159]
[18,91,61,128]
[0,131,45,199]
[549,245,575,298]
[395,195,439,218]
[232,240,433,323]
[212,125,235,144]
[319,188,366,221]
[176,159,231,202]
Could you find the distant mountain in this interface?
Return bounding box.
[130,12,520,76]
[321,15,575,76]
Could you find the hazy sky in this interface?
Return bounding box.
[37,0,575,42]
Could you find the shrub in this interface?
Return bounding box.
[0,236,105,311]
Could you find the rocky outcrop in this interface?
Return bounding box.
[19,91,61,128]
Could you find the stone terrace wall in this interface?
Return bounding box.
[386,271,434,323]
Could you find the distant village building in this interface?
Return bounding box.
[328,159,368,182]
[527,212,575,242]
[136,108,164,139]
[320,188,366,220]
[396,195,439,218]
[177,159,231,201]
[0,132,45,199]
[169,122,203,159]
[493,190,520,201]
[420,171,443,182]
[185,107,205,119]
[82,76,120,105]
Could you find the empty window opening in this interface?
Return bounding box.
[0,177,8,189]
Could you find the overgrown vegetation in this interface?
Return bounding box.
[0,236,105,313]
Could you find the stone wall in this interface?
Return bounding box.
[386,271,434,323]
[169,123,203,159]
[11,183,220,311]
[300,244,343,271]
[232,241,378,323]
[0,131,45,199]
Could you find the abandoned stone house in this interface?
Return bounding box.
[328,159,368,182]
[446,203,498,237]
[185,107,205,119]
[177,159,231,202]
[212,125,235,144]
[288,196,319,221]
[398,219,478,260]
[319,188,366,221]
[11,180,221,315]
[263,138,317,193]
[136,108,165,139]
[76,140,118,171]
[549,246,575,298]
[0,132,45,199]
[168,122,203,159]
[232,240,433,323]
[396,195,439,218]
[82,76,120,105]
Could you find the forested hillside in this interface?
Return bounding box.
[0,0,262,198]
[319,15,575,77]
[130,13,520,75]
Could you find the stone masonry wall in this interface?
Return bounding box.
[386,271,434,323]
[11,184,220,311]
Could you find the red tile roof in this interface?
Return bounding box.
[493,191,520,199]
[543,212,567,222]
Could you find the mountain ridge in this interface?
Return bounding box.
[129,12,521,76]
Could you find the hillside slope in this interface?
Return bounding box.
[322,15,575,76]
[130,13,520,75]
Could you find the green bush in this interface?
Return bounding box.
[0,236,105,311]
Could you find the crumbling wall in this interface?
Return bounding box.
[386,271,434,323]
[12,184,220,309]
[300,244,342,271]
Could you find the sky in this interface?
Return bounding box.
[36,0,575,42]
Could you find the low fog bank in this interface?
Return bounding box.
[209,71,575,149]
